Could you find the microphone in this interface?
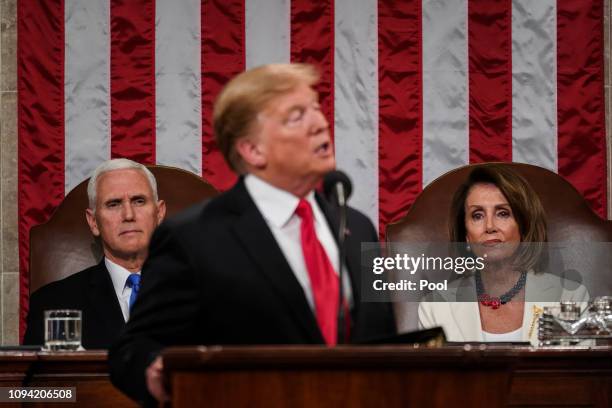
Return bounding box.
[323,170,353,345]
[323,170,352,207]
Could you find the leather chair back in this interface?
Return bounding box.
[29,165,218,293]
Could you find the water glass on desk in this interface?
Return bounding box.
[44,310,82,351]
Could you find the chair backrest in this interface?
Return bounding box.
[29,165,218,293]
[386,162,612,332]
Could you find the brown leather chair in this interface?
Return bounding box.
[387,162,612,332]
[29,165,218,294]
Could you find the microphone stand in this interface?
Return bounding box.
[336,184,348,345]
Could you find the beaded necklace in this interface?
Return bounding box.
[475,270,527,310]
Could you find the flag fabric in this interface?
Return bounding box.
[17,0,606,337]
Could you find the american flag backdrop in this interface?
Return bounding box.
[17,0,607,336]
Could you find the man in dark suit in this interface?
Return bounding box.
[109,63,396,404]
[23,158,166,349]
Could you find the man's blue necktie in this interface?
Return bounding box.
[126,274,141,310]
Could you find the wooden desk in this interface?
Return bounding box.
[0,351,135,408]
[163,346,612,408]
[1,347,610,407]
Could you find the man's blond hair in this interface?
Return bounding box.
[213,63,319,173]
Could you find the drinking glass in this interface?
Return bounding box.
[44,309,82,351]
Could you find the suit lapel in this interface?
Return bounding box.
[315,194,360,304]
[450,302,482,341]
[227,180,323,343]
[88,261,125,335]
[449,277,483,341]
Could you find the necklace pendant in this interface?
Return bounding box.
[475,270,527,310]
[478,294,501,309]
[490,297,501,309]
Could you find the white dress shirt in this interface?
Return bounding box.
[105,257,140,322]
[482,327,522,342]
[244,174,353,311]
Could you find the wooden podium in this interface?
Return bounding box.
[162,345,612,407]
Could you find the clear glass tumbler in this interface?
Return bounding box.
[44,309,82,351]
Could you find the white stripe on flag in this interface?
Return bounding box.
[511,0,557,171]
[64,0,111,193]
[155,0,202,175]
[422,0,469,186]
[245,0,291,69]
[334,0,379,227]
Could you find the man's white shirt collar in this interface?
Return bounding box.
[106,258,136,295]
[105,257,140,322]
[244,174,324,227]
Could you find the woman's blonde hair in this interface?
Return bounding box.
[213,63,319,173]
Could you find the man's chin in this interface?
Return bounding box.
[317,159,336,176]
[107,244,147,259]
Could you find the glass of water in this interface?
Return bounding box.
[44,309,82,351]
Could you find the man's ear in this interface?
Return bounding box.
[235,137,266,169]
[156,200,167,225]
[85,208,101,237]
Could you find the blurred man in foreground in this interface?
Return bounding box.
[24,159,166,348]
[109,63,395,403]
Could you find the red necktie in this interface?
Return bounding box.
[295,199,339,345]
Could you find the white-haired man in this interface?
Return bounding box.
[24,158,166,349]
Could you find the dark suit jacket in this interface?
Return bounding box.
[109,179,396,403]
[23,260,125,349]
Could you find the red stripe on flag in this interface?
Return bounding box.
[110,0,156,164]
[17,0,65,340]
[201,0,244,191]
[557,0,607,218]
[378,0,422,237]
[290,0,334,142]
[468,0,512,163]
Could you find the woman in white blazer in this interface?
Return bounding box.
[418,164,589,344]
